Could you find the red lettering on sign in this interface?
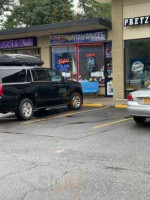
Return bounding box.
[86,54,96,57]
[57,59,69,65]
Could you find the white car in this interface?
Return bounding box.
[127,89,150,123]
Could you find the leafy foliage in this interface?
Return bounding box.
[0,0,13,14]
[77,0,111,21]
[4,0,74,28]
[0,0,14,26]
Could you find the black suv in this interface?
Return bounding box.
[0,54,83,120]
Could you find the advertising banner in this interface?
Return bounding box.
[105,43,112,58]
[50,30,107,45]
[0,37,37,49]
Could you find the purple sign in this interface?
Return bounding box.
[0,37,36,49]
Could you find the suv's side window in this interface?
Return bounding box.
[2,69,26,83]
[26,70,32,82]
[31,70,38,82]
[35,69,49,82]
[49,70,62,82]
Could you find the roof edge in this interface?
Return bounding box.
[0,18,112,37]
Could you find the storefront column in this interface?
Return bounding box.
[38,36,50,68]
[112,0,124,99]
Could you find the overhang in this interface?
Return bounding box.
[95,0,111,3]
[0,18,112,40]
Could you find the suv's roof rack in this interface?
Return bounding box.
[0,54,44,66]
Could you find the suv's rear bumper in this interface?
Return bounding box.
[0,98,4,113]
[0,97,15,113]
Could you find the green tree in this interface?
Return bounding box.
[0,0,14,14]
[0,0,14,26]
[77,0,111,21]
[4,0,74,29]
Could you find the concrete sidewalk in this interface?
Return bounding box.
[83,96,128,108]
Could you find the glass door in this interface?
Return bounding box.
[78,44,104,93]
[52,46,77,80]
[105,43,113,97]
[78,45,104,81]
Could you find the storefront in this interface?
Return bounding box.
[0,18,112,96]
[125,38,150,97]
[51,31,112,96]
[96,0,150,99]
[1,0,150,99]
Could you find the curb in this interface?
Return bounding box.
[115,104,128,109]
[83,103,128,109]
[83,104,103,108]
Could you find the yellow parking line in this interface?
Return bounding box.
[115,104,128,109]
[21,107,109,125]
[93,118,132,129]
[83,104,103,108]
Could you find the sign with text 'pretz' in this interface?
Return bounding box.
[124,16,150,26]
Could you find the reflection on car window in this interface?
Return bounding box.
[26,70,32,82]
[35,70,49,81]
[48,70,62,82]
[2,69,26,83]
[31,70,38,81]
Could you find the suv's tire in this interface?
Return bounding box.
[15,98,34,120]
[68,92,82,110]
[133,116,146,124]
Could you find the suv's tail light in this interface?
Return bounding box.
[127,94,133,101]
[0,84,3,96]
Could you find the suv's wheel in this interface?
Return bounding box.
[133,116,146,124]
[15,98,34,120]
[68,92,82,110]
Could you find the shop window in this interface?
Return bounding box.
[125,39,150,96]
[2,69,26,83]
[52,46,77,80]
[0,48,40,57]
[79,45,104,82]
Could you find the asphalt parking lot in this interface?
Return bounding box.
[0,106,150,200]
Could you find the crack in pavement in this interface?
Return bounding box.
[0,165,40,181]
[55,171,70,183]
[21,188,37,200]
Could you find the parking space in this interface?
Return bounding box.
[0,106,131,139]
[1,106,150,200]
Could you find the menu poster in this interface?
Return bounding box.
[107,80,113,96]
[105,43,112,59]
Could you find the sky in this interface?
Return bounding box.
[73,0,81,12]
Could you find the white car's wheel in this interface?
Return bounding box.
[133,116,146,124]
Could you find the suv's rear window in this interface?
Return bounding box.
[2,69,26,83]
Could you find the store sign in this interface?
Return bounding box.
[56,58,71,72]
[0,37,37,49]
[51,30,107,45]
[124,16,150,26]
